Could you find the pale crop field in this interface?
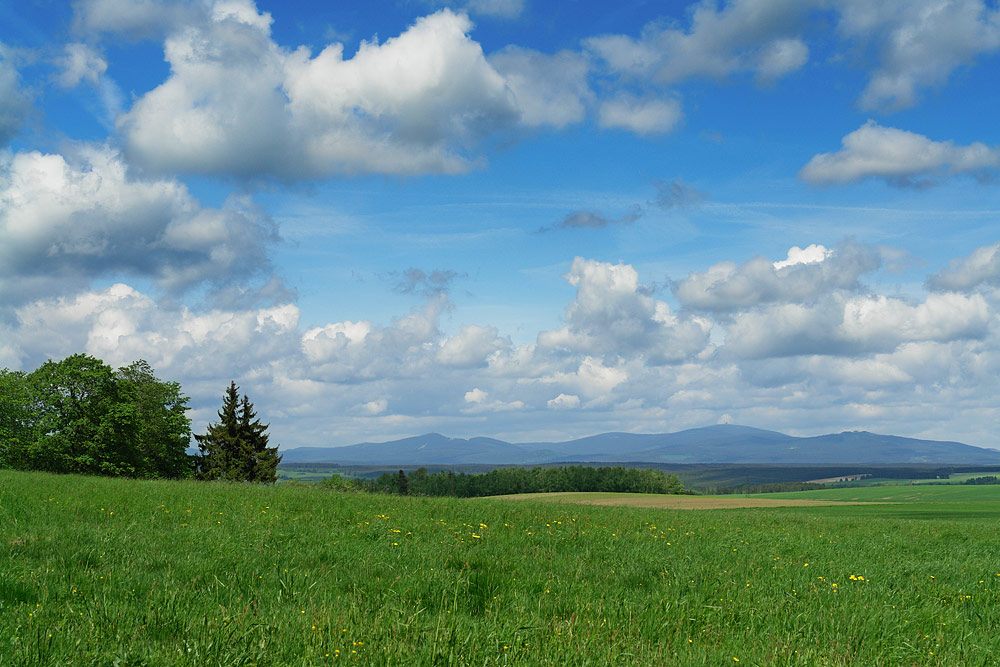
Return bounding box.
[3,470,1000,665]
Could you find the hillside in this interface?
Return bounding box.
[280,424,1000,466]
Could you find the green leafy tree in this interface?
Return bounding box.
[0,369,36,469]
[195,382,281,483]
[28,354,121,474]
[0,355,192,477]
[114,360,193,478]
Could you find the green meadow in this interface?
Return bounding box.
[4,470,1000,665]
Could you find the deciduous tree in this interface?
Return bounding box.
[0,354,192,477]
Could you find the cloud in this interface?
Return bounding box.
[118,7,522,178]
[424,0,525,19]
[464,0,525,19]
[392,268,465,297]
[438,325,508,368]
[582,1,999,115]
[800,121,1000,186]
[725,291,992,359]
[54,43,108,88]
[538,257,712,365]
[73,0,207,39]
[489,46,592,128]
[462,387,523,413]
[9,283,302,380]
[541,180,703,233]
[674,242,881,311]
[300,295,448,382]
[837,0,1000,112]
[585,0,812,85]
[360,399,388,415]
[547,393,580,410]
[598,95,682,135]
[772,244,830,270]
[651,179,705,209]
[927,242,1000,292]
[542,207,644,232]
[0,46,31,146]
[0,145,277,304]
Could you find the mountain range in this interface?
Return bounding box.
[279,425,1000,465]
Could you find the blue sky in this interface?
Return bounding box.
[2,0,1000,450]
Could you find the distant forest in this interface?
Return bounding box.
[320,465,686,497]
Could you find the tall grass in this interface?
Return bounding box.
[3,470,1000,665]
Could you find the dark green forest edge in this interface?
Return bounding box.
[0,354,279,483]
[321,465,686,497]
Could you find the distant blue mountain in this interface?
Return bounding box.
[279,424,1000,465]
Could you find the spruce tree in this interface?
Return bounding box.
[195,381,280,483]
[195,381,241,481]
[239,394,281,484]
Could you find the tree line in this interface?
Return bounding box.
[701,481,829,495]
[963,476,1000,485]
[0,354,279,482]
[320,465,685,497]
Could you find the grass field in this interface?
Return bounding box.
[754,484,1000,502]
[490,491,877,510]
[3,470,1000,665]
[819,472,1000,488]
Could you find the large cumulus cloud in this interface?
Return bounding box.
[0,145,277,304]
[117,6,523,178]
[538,257,712,365]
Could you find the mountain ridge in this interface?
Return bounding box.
[279,424,1000,465]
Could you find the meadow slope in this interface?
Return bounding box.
[3,471,1000,665]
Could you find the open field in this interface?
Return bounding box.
[490,491,878,510]
[821,472,1000,487]
[4,470,1000,665]
[754,484,1000,503]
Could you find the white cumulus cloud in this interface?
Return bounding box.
[675,242,880,311]
[538,257,711,365]
[118,7,522,178]
[725,291,992,359]
[800,121,1000,186]
[489,46,592,128]
[547,393,580,410]
[927,242,1000,292]
[0,146,277,304]
[837,0,1000,112]
[585,0,812,85]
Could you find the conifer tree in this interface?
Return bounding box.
[196,381,280,483]
[239,394,281,484]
